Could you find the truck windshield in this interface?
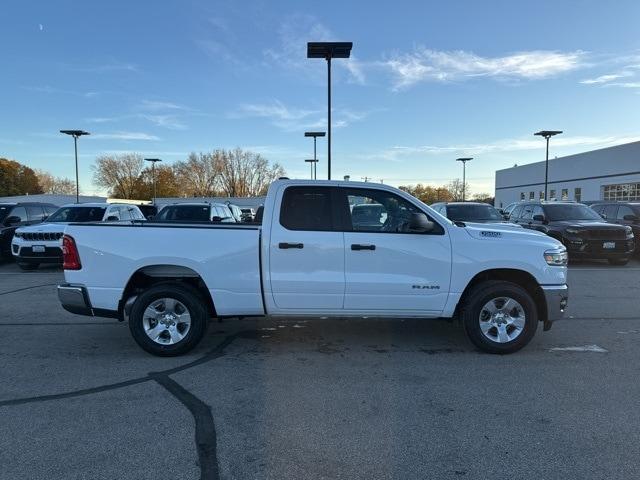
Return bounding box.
[156,205,211,221]
[47,207,107,222]
[544,204,603,221]
[447,204,503,222]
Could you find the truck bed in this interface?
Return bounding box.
[63,222,264,316]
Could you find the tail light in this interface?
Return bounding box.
[62,234,82,270]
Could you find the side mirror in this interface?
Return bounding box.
[211,216,223,223]
[409,212,434,233]
[532,214,545,222]
[42,215,49,221]
[4,215,21,226]
[106,215,119,221]
[623,214,638,222]
[146,215,154,221]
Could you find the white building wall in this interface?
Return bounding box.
[495,141,640,207]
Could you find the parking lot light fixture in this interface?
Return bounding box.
[305,159,318,180]
[534,130,563,201]
[304,131,325,180]
[59,129,90,203]
[144,158,162,203]
[307,42,353,180]
[455,157,473,201]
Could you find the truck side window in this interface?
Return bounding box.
[343,188,443,234]
[280,187,333,231]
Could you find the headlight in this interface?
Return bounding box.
[565,228,581,235]
[544,248,568,266]
[14,232,22,238]
[625,226,634,237]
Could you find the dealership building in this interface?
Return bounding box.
[494,141,640,208]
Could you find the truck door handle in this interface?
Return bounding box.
[279,242,304,249]
[351,244,376,251]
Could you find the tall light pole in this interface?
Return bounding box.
[304,131,325,180]
[307,42,352,180]
[534,130,563,200]
[144,158,162,203]
[456,157,473,201]
[304,159,318,179]
[60,130,90,203]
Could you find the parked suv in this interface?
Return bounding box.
[509,201,634,265]
[153,203,236,223]
[591,202,640,254]
[0,202,57,261]
[431,202,518,226]
[11,203,145,270]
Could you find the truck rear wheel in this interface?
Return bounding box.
[461,280,538,354]
[128,283,208,356]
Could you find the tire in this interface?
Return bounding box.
[608,257,629,266]
[461,280,538,354]
[18,262,39,271]
[128,283,209,356]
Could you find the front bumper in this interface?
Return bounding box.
[12,242,63,264]
[540,284,569,323]
[58,284,120,318]
[564,237,634,259]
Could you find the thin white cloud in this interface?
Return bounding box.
[139,114,187,130]
[580,71,633,84]
[607,81,640,88]
[383,48,587,89]
[232,100,372,132]
[89,132,160,141]
[364,134,640,162]
[138,100,188,111]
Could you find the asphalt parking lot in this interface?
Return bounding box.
[1,259,640,480]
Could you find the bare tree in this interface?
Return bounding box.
[447,179,470,202]
[35,169,76,195]
[92,153,144,198]
[173,152,223,197]
[218,148,285,197]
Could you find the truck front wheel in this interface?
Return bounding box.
[461,280,538,354]
[128,283,208,356]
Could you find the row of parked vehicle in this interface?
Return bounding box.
[433,200,637,265]
[1,200,258,270]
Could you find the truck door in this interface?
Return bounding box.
[338,187,451,314]
[268,186,345,310]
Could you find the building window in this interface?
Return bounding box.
[603,183,640,201]
[549,189,556,200]
[574,187,582,202]
[520,192,525,200]
[561,189,568,200]
[539,191,544,200]
[529,191,535,200]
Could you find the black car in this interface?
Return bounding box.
[509,201,634,265]
[431,202,510,224]
[0,202,58,260]
[591,202,640,254]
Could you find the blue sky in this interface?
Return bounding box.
[1,0,640,195]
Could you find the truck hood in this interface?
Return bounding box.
[15,223,68,234]
[549,220,627,230]
[462,222,561,246]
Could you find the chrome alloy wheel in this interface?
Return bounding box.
[142,298,192,345]
[478,296,526,343]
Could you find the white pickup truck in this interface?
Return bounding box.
[58,180,568,356]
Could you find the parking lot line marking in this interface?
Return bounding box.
[0,284,57,296]
[549,345,608,353]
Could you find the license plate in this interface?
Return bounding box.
[603,241,616,249]
[32,245,45,253]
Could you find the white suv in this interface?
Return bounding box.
[12,203,145,270]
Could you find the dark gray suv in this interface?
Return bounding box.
[0,202,58,260]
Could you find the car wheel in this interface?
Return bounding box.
[18,262,39,271]
[608,258,629,266]
[128,283,209,356]
[461,280,538,354]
